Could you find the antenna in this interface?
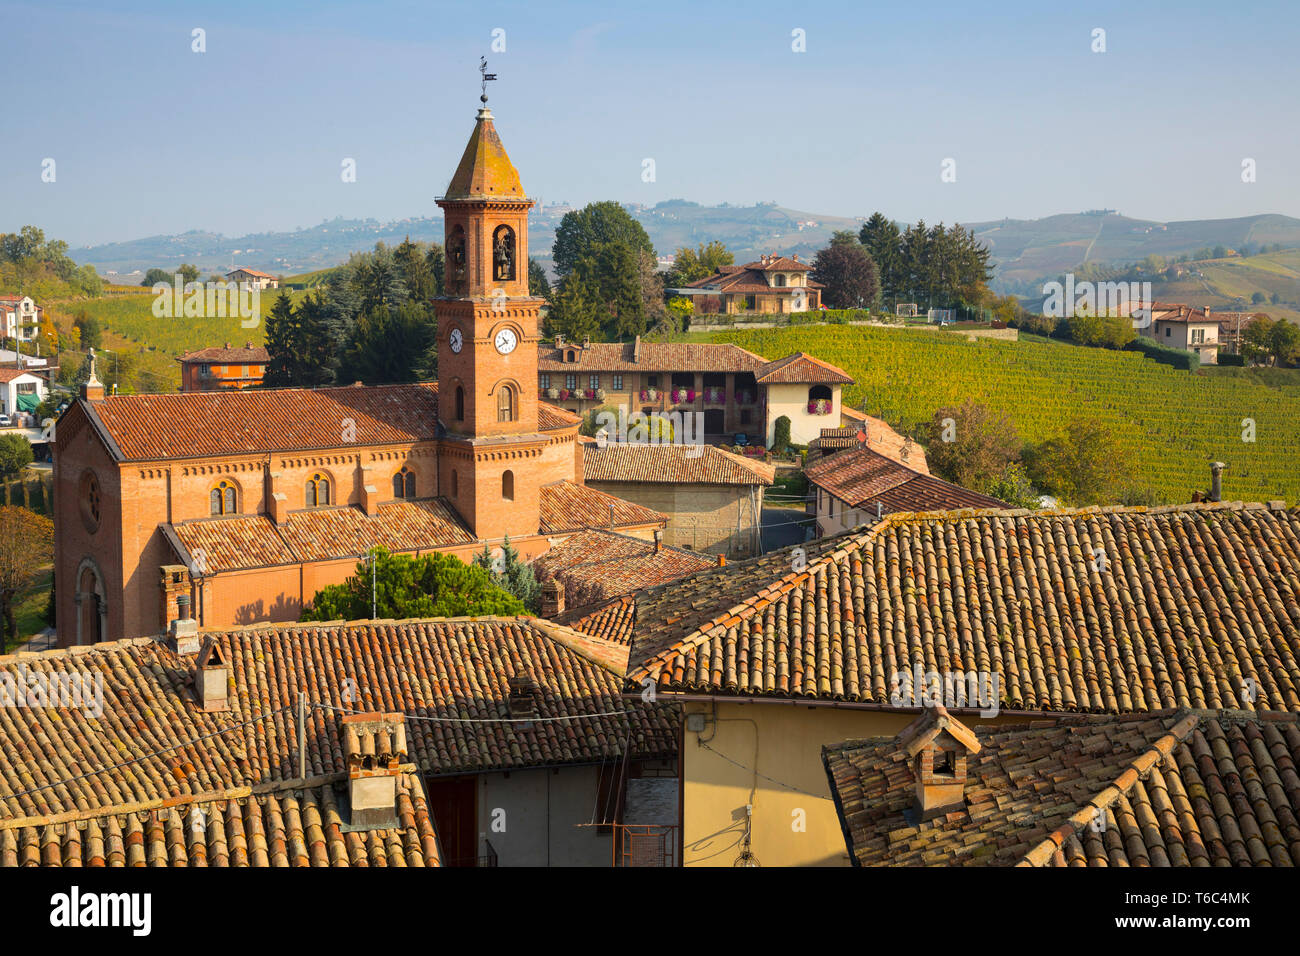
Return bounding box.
[479,56,497,104]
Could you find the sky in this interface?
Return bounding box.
[3,0,1298,248]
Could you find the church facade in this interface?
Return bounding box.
[52,102,665,645]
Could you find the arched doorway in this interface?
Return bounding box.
[75,559,106,645]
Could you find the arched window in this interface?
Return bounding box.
[493,225,516,281]
[210,480,238,515]
[497,384,515,423]
[447,225,467,290]
[451,470,459,498]
[306,473,331,507]
[808,384,832,403]
[393,467,416,499]
[774,273,786,287]
[502,470,514,501]
[455,386,465,421]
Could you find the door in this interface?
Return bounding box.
[425,775,479,866]
[703,409,725,436]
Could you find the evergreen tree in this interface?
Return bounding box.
[528,258,551,299]
[338,301,437,384]
[473,536,541,613]
[262,292,298,387]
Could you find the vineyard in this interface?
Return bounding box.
[711,326,1300,504]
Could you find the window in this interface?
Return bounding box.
[647,374,659,388]
[393,468,416,499]
[745,294,757,310]
[540,374,550,389]
[774,273,786,287]
[79,470,102,534]
[1165,327,1171,337]
[455,386,465,421]
[612,375,623,390]
[492,225,516,281]
[934,750,957,776]
[497,385,515,422]
[306,473,330,507]
[565,374,577,390]
[16,382,35,394]
[210,480,237,515]
[502,470,515,501]
[589,374,600,389]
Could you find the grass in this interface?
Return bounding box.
[703,325,1300,505]
[7,566,52,652]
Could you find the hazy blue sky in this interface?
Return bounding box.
[4,0,1297,247]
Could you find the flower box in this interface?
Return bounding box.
[595,387,606,401]
[704,388,725,404]
[585,388,596,400]
[546,387,559,400]
[559,389,570,400]
[807,400,832,415]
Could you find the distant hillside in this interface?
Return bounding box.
[971,212,1300,293]
[73,206,1300,293]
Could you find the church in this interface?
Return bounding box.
[51,97,666,645]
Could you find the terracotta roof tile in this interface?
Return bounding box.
[537,341,768,373]
[538,481,666,534]
[805,446,1003,512]
[178,345,269,363]
[582,443,774,486]
[754,352,854,385]
[534,529,715,613]
[823,709,1300,867]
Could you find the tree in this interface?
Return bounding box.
[473,536,540,613]
[1251,291,1267,305]
[178,263,200,285]
[0,434,34,478]
[545,261,603,343]
[262,292,299,388]
[141,267,172,287]
[0,507,53,649]
[924,400,1022,493]
[1065,313,1134,349]
[263,291,342,387]
[552,201,655,278]
[301,548,524,622]
[986,463,1040,509]
[811,241,879,309]
[338,300,437,384]
[73,311,102,350]
[772,415,792,453]
[393,236,438,302]
[528,259,551,299]
[859,213,903,303]
[666,240,733,287]
[1023,417,1136,506]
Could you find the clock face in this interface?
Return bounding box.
[449,328,463,354]
[494,328,519,354]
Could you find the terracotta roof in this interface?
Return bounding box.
[84,383,440,461]
[538,480,666,534]
[0,617,675,823]
[746,256,814,272]
[178,345,270,363]
[0,368,40,383]
[582,443,774,486]
[805,446,1001,512]
[754,351,854,385]
[823,708,1300,867]
[812,418,929,473]
[227,268,275,279]
[537,401,581,430]
[1150,302,1217,324]
[537,340,768,373]
[533,529,715,612]
[1,773,441,867]
[561,595,638,645]
[625,501,1300,712]
[170,498,475,573]
[441,109,527,201]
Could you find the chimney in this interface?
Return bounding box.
[195,636,229,712]
[555,333,565,347]
[632,335,641,363]
[1209,461,1226,502]
[508,675,536,719]
[653,528,663,554]
[342,712,407,828]
[582,335,591,349]
[898,705,981,821]
[224,342,231,349]
[716,553,726,567]
[540,578,565,618]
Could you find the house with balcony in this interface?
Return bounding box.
[178,342,270,391]
[0,295,42,342]
[671,254,822,314]
[537,336,853,446]
[1141,302,1220,364]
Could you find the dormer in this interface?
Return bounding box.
[897,705,981,820]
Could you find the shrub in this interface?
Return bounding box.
[1124,337,1200,372]
[772,416,792,452]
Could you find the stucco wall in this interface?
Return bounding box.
[475,765,612,867]
[765,383,841,446]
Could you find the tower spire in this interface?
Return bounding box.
[479,56,497,110]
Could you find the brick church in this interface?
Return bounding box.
[52,98,665,645]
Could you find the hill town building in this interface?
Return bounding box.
[52,99,664,645]
[178,342,270,391]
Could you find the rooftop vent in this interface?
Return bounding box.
[342,712,407,829]
[508,675,536,719]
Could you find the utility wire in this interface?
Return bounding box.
[697,741,823,799]
[316,701,641,724]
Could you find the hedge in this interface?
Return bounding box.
[1217,352,1245,366]
[1124,337,1200,372]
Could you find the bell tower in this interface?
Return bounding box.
[435,63,547,540]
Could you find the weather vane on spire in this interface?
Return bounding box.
[479,56,497,104]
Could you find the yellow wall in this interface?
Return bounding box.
[765,383,841,446]
[680,699,1018,867]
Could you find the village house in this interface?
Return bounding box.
[178,342,270,391]
[599,498,1300,866]
[225,267,279,290]
[581,442,774,556]
[537,341,853,447]
[0,367,46,418]
[808,412,929,470]
[0,615,677,867]
[1142,301,1220,364]
[805,443,1004,536]
[0,294,41,342]
[823,705,1300,866]
[52,99,664,644]
[672,254,822,314]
